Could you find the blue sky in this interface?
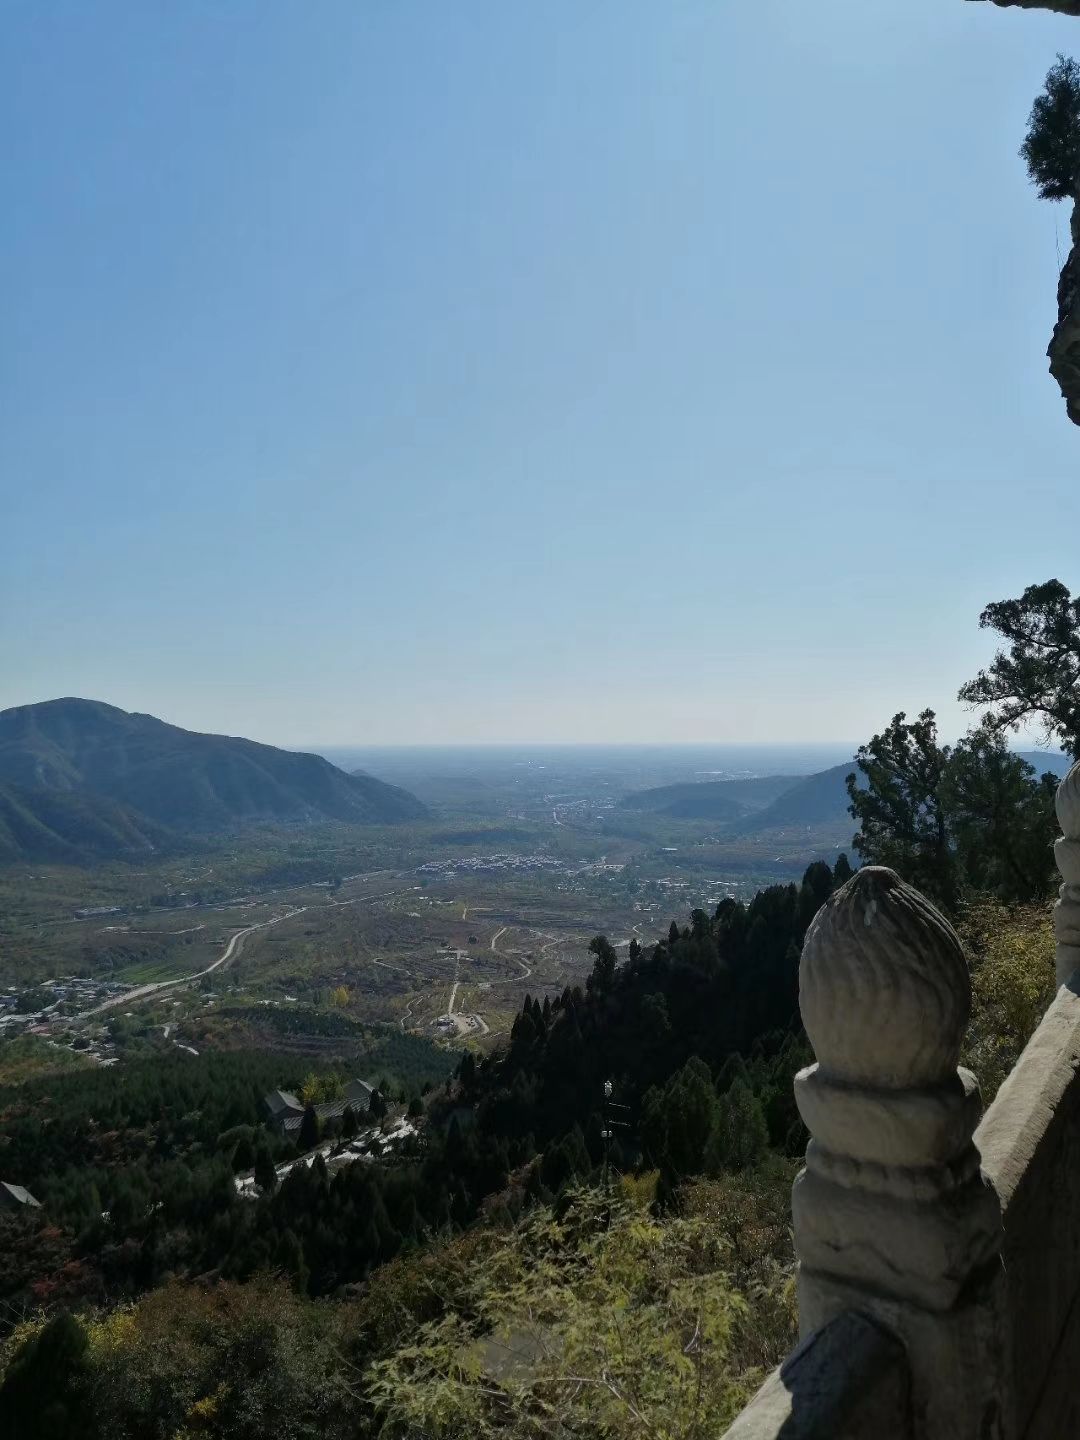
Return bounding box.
[3,0,1079,747]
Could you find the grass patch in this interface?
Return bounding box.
[0,1033,96,1086]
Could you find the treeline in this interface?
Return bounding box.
[847,578,1080,910]
[1,857,850,1318]
[220,856,847,1292]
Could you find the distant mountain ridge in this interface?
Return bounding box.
[617,774,802,821]
[0,699,427,863]
[620,750,1072,837]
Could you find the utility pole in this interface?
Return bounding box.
[600,1078,630,1202]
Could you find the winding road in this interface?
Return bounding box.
[77,908,306,1019]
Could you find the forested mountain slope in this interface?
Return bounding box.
[0,699,426,854]
[0,781,171,864]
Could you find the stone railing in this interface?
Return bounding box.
[722,760,1080,1440]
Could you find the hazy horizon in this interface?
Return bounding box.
[1,691,1065,759]
[5,2,1080,746]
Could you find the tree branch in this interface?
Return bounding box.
[970,0,1080,13]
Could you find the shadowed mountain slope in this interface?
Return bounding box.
[0,699,427,849]
[617,774,801,821]
[0,781,173,864]
[735,750,1071,837]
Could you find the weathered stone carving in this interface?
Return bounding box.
[1054,761,1080,985]
[793,868,1001,1314]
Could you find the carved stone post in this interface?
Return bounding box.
[792,867,1010,1439]
[1054,762,1080,987]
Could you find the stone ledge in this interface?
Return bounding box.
[974,972,1080,1437]
[720,1311,910,1440]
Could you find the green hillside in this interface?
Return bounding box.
[735,750,1070,837]
[617,773,800,820]
[0,699,427,859]
[0,780,175,864]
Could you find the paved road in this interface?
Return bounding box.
[77,907,306,1019]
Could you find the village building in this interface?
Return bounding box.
[264,1078,378,1136]
[0,1182,42,1211]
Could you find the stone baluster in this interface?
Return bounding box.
[792,866,1009,1440]
[1054,761,1080,987]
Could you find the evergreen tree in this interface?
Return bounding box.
[299,1105,320,1153]
[341,1105,359,1141]
[706,1078,769,1173]
[586,936,618,995]
[959,579,1080,758]
[1022,56,1080,202]
[847,710,956,907]
[0,1310,89,1439]
[231,1132,255,1173]
[254,1148,278,1195]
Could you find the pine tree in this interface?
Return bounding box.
[254,1148,278,1195]
[1022,55,1080,201]
[299,1105,320,1152]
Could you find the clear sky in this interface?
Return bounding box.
[3,1,1079,748]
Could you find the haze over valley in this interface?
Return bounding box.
[7,5,1080,1434]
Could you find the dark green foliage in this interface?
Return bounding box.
[0,1311,89,1439]
[642,1058,717,1174]
[586,935,618,995]
[0,781,172,865]
[226,1008,457,1091]
[958,579,1080,759]
[254,1148,278,1195]
[847,710,955,906]
[849,711,1060,907]
[944,725,1059,902]
[707,1078,769,1173]
[1021,55,1080,201]
[341,1104,359,1140]
[299,1106,320,1152]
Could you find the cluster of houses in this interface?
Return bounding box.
[0,975,130,1035]
[264,1077,378,1136]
